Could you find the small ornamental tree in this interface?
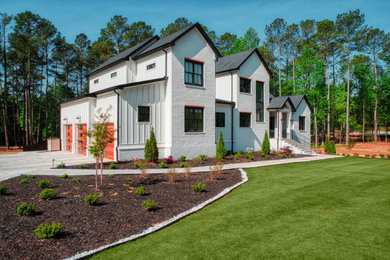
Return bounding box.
[262,131,271,155]
[216,130,227,161]
[145,127,158,162]
[324,135,331,154]
[330,141,336,154]
[86,107,115,190]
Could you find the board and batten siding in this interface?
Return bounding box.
[119,82,166,146]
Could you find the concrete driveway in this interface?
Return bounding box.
[0,151,96,180]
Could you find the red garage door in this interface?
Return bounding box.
[77,124,87,155]
[65,124,72,152]
[103,123,115,160]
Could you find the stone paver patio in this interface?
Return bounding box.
[0,151,340,181]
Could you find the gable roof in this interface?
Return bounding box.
[216,48,273,77]
[134,22,221,60]
[87,36,160,77]
[267,96,295,111]
[289,94,313,113]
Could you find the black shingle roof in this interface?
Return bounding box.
[215,48,273,77]
[134,22,221,59]
[87,36,159,77]
[268,96,294,110]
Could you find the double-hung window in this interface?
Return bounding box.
[256,81,264,122]
[216,112,225,127]
[240,77,251,93]
[185,106,204,132]
[299,116,305,131]
[185,58,203,86]
[240,112,251,127]
[138,106,150,122]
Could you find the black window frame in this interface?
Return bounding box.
[240,77,251,93]
[147,63,156,70]
[256,81,264,122]
[184,58,204,87]
[94,79,99,84]
[111,72,117,78]
[299,116,305,131]
[216,112,225,127]
[240,112,251,127]
[185,106,204,132]
[138,106,150,123]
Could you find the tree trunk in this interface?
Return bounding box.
[100,159,103,188]
[373,50,379,143]
[345,41,350,145]
[278,45,282,96]
[37,65,43,143]
[314,100,318,147]
[2,24,9,149]
[326,54,330,140]
[362,98,365,142]
[95,158,98,190]
[292,49,296,95]
[45,45,49,140]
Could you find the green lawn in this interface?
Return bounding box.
[91,157,390,259]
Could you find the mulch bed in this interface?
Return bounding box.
[65,153,309,169]
[0,170,242,259]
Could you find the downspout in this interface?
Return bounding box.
[230,72,234,153]
[113,89,120,162]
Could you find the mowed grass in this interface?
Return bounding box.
[91,157,390,259]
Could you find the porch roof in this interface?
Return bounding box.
[267,96,296,111]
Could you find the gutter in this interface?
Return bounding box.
[113,89,120,162]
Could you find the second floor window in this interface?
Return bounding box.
[185,59,203,86]
[111,72,117,78]
[299,116,305,131]
[240,77,251,93]
[256,81,264,122]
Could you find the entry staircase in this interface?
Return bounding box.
[282,129,317,155]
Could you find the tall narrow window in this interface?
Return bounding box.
[256,81,264,122]
[185,106,204,132]
[299,116,305,131]
[185,59,203,86]
[216,112,225,127]
[240,77,251,93]
[138,106,150,122]
[240,112,251,127]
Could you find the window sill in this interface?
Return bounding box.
[256,121,265,124]
[185,132,205,135]
[185,85,205,90]
[240,92,252,96]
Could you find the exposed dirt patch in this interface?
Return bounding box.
[0,170,242,259]
[65,152,309,169]
[313,142,390,157]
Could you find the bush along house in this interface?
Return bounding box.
[60,22,313,161]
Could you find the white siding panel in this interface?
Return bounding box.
[89,62,128,93]
[136,52,166,81]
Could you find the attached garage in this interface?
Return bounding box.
[103,123,115,160]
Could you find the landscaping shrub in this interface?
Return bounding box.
[280,146,292,156]
[85,193,101,206]
[324,136,331,154]
[125,177,132,182]
[109,163,118,169]
[35,222,64,238]
[274,151,280,156]
[261,131,271,155]
[144,128,158,162]
[371,154,376,159]
[245,152,254,160]
[387,155,390,160]
[192,182,206,192]
[19,178,28,184]
[27,174,36,179]
[259,151,265,157]
[37,179,50,189]
[165,167,178,184]
[142,199,157,211]
[234,152,242,160]
[290,153,296,157]
[39,189,57,200]
[180,162,190,168]
[365,154,370,158]
[56,162,65,168]
[17,202,35,216]
[72,178,81,183]
[199,154,207,161]
[216,130,227,161]
[265,155,270,159]
[134,158,145,168]
[60,173,68,179]
[178,155,186,162]
[209,164,222,180]
[281,154,287,158]
[330,141,336,154]
[79,164,88,169]
[159,162,168,168]
[164,156,175,164]
[136,186,146,196]
[108,174,115,178]
[183,163,192,177]
[379,154,385,159]
[0,185,6,195]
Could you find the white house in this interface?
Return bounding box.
[60,23,312,161]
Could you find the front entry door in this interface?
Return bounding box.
[282,113,287,138]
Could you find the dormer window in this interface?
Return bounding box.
[147,63,156,70]
[94,79,99,84]
[111,72,117,78]
[185,58,203,86]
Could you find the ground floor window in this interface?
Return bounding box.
[299,116,305,131]
[216,112,225,127]
[185,106,204,132]
[240,112,251,127]
[138,106,150,122]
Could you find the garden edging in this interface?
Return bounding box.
[64,169,248,260]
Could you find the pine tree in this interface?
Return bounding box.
[324,135,331,154]
[144,137,151,162]
[262,131,271,155]
[149,127,158,162]
[216,130,227,162]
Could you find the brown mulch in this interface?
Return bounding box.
[65,153,308,169]
[0,170,242,259]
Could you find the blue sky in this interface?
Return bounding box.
[2,0,389,43]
